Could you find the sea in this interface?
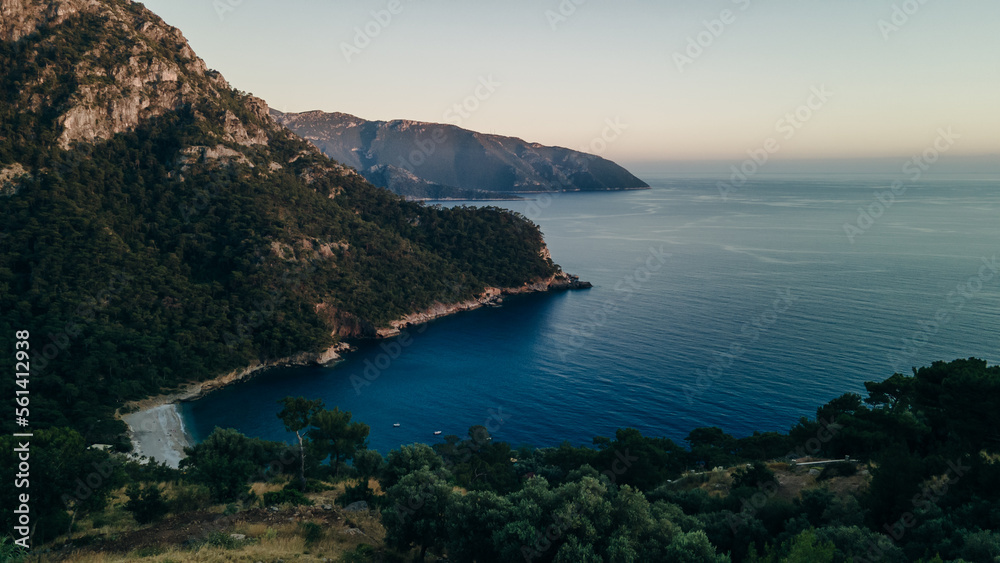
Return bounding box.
[181,173,1000,453]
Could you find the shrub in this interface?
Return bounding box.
[339,481,379,508]
[818,462,858,481]
[300,521,324,546]
[262,488,313,507]
[340,544,376,562]
[124,483,169,524]
[204,531,245,549]
[169,484,212,512]
[733,462,777,489]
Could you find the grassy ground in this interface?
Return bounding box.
[36,478,389,563]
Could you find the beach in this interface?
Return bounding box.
[122,404,193,468]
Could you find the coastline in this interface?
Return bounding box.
[119,272,591,467]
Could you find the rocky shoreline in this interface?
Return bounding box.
[120,272,591,465]
[376,272,592,337]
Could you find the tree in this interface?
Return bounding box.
[383,443,446,488]
[180,428,258,502]
[277,396,323,490]
[663,530,730,563]
[864,372,913,412]
[354,449,385,483]
[782,529,836,563]
[444,490,513,563]
[307,407,369,477]
[124,483,169,524]
[383,468,454,561]
[0,428,123,544]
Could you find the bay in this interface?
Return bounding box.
[182,174,1000,453]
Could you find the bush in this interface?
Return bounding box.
[818,462,858,481]
[262,488,313,507]
[0,536,27,563]
[169,484,212,512]
[300,521,324,546]
[340,544,376,562]
[303,478,333,493]
[124,483,169,524]
[339,481,379,508]
[733,462,777,489]
[204,531,246,549]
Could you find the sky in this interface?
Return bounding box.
[139,0,1000,166]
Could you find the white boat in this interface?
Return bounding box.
[393,423,400,428]
[433,430,442,435]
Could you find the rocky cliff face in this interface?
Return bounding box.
[2,0,273,149]
[1,0,359,193]
[271,109,650,200]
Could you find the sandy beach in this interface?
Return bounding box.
[122,404,193,468]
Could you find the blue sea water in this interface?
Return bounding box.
[182,174,1000,453]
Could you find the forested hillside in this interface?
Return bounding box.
[0,0,558,444]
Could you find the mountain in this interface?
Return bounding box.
[270,109,650,200]
[0,0,578,443]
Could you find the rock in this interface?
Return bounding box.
[809,468,822,476]
[322,504,333,511]
[229,533,246,541]
[345,501,369,512]
[341,527,362,536]
[0,163,29,197]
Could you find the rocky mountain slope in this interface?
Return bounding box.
[271,109,650,200]
[0,0,574,442]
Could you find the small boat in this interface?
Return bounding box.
[393,423,400,428]
[433,431,442,435]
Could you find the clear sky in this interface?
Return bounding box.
[140,0,1000,165]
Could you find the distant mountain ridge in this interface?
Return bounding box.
[270,109,650,200]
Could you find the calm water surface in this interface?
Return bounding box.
[183,175,1000,452]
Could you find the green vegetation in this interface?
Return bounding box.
[2,360,999,561]
[2,4,998,562]
[123,483,169,525]
[0,13,557,447]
